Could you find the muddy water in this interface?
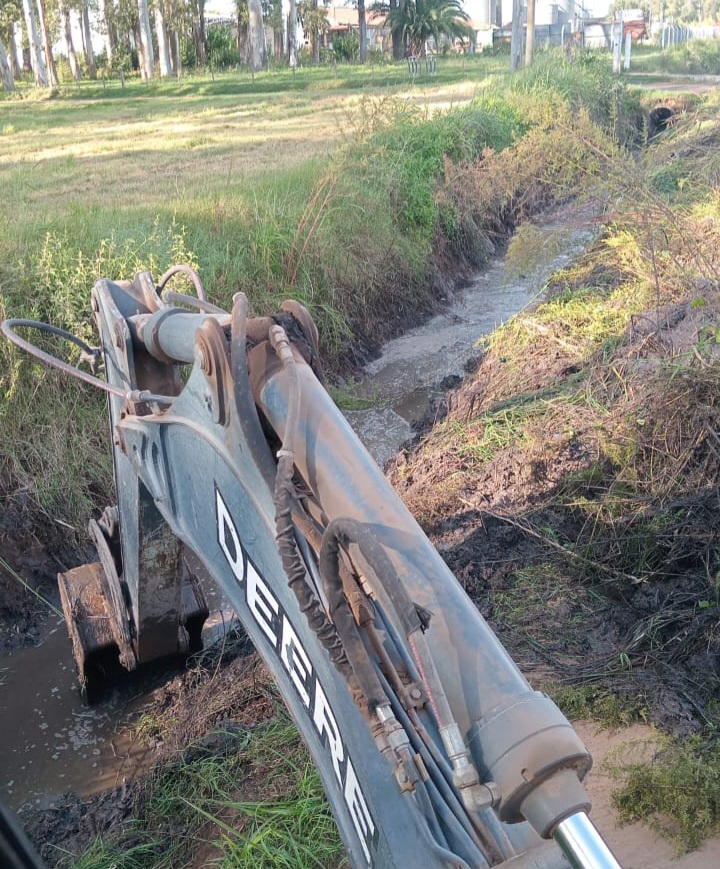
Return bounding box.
[0,620,146,811]
[0,591,237,812]
[0,208,594,813]
[346,215,595,466]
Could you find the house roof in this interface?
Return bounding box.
[325,6,388,28]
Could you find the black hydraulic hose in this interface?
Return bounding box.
[374,666,491,863]
[315,537,386,710]
[1,319,173,404]
[269,326,356,689]
[423,777,492,869]
[412,768,452,851]
[373,601,510,863]
[412,779,475,869]
[319,517,423,637]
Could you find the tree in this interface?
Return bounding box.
[246,0,265,69]
[137,0,153,78]
[390,0,404,59]
[60,0,81,81]
[35,0,58,85]
[287,0,297,66]
[0,0,21,80]
[299,0,328,62]
[154,0,171,76]
[22,0,48,85]
[387,0,470,56]
[0,33,14,89]
[358,0,367,60]
[191,0,208,66]
[80,0,97,78]
[98,0,116,66]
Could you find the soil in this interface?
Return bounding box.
[0,495,82,652]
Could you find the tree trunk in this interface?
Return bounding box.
[358,0,367,61]
[525,0,535,67]
[287,0,297,66]
[192,0,208,66]
[22,0,48,86]
[246,0,266,70]
[137,0,154,79]
[81,0,97,79]
[0,37,15,91]
[173,29,181,77]
[391,0,404,60]
[36,0,58,85]
[8,23,22,78]
[155,0,171,76]
[310,0,319,62]
[99,0,116,67]
[61,2,81,81]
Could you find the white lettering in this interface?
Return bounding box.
[216,489,245,584]
[215,486,375,867]
[281,616,313,709]
[313,681,345,785]
[247,562,280,647]
[345,759,375,865]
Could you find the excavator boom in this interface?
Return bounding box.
[2,268,623,869]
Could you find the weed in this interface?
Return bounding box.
[66,711,344,869]
[611,734,720,853]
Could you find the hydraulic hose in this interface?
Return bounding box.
[1,319,173,404]
[156,264,207,301]
[269,326,358,693]
[319,517,423,636]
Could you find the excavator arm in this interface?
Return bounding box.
[2,268,622,869]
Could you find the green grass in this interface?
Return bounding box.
[65,715,344,869]
[0,53,643,528]
[549,683,649,728]
[626,40,720,76]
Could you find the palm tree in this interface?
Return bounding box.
[388,0,471,56]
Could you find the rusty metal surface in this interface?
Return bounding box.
[58,563,117,698]
[88,512,136,671]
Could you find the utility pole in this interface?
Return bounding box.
[525,0,535,67]
[510,0,523,70]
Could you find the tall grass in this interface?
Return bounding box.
[0,57,643,531]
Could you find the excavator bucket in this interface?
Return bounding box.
[57,563,122,704]
[58,556,209,704]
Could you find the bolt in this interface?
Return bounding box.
[409,687,423,700]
